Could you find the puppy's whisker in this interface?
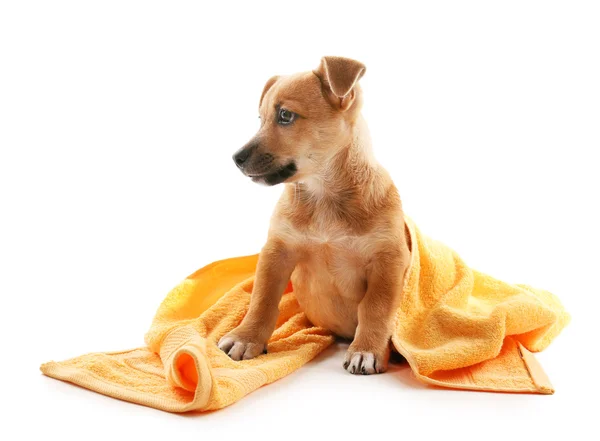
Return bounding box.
[294,183,300,209]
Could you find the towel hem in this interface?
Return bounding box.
[40,356,198,412]
[518,343,555,394]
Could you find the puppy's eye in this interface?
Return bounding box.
[277,108,296,125]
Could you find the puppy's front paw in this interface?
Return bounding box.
[343,348,388,375]
[217,333,267,361]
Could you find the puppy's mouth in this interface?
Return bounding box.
[246,162,297,186]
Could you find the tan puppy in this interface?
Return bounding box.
[218,56,411,375]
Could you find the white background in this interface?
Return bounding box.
[1,1,599,440]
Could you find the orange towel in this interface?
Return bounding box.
[40,218,569,412]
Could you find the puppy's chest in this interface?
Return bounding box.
[286,218,368,261]
[273,216,378,337]
[276,218,373,295]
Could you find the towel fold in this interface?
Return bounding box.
[41,218,569,412]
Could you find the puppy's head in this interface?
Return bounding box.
[233,56,366,185]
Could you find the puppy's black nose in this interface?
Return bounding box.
[233,148,250,167]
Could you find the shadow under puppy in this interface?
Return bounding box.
[218,56,411,375]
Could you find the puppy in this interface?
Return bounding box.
[218,56,411,375]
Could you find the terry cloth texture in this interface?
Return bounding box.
[41,218,569,412]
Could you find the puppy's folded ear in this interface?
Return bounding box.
[259,75,280,108]
[314,56,366,111]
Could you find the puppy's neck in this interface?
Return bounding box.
[283,117,398,233]
[297,116,385,203]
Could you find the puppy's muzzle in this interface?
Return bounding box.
[232,144,297,186]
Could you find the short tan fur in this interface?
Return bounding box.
[219,56,411,375]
